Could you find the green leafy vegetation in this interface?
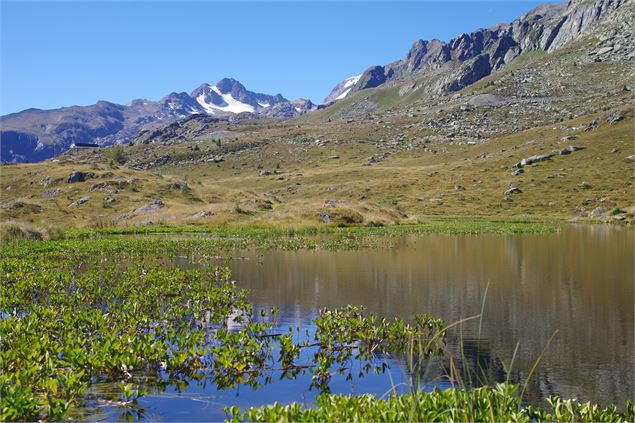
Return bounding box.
[0,230,630,421]
[0,238,446,421]
[227,385,634,422]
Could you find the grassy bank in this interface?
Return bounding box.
[0,217,563,255]
[63,216,563,239]
[0,218,564,277]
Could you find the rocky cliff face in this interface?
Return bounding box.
[329,0,632,99]
[0,79,315,163]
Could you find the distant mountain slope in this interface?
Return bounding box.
[0,78,315,163]
[326,0,632,101]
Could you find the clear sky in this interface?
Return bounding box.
[1,1,552,115]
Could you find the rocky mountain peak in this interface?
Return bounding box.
[190,83,212,98]
[216,78,246,94]
[325,0,631,101]
[356,66,388,91]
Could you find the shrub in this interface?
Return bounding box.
[0,223,42,242]
[37,222,63,240]
[328,208,364,226]
[0,221,63,242]
[110,145,127,165]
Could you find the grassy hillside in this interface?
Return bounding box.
[1,29,632,230]
[1,110,632,230]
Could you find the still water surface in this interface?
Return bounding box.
[117,224,633,420]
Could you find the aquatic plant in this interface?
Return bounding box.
[1,229,629,422]
[0,241,445,421]
[226,384,634,422]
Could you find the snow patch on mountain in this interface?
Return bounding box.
[195,85,256,115]
[323,73,362,103]
[210,86,255,113]
[343,74,361,89]
[335,88,353,100]
[196,94,218,114]
[333,74,361,100]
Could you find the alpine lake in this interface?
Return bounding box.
[1,221,633,421]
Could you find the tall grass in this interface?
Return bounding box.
[0,221,63,243]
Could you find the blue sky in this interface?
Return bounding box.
[1,1,551,115]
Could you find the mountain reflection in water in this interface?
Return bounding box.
[229,224,633,407]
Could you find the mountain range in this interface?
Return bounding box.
[0,78,315,163]
[1,0,632,163]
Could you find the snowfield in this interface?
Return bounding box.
[196,85,255,114]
